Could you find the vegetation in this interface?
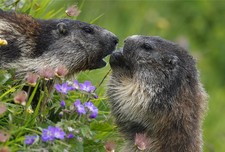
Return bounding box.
[0,0,225,151]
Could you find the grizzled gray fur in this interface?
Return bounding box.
[107,35,207,152]
[0,10,118,76]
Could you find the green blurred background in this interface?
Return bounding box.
[1,0,225,151]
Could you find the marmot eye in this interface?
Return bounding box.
[141,43,154,51]
[82,26,94,34]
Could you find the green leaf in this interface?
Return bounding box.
[90,121,116,132]
[74,141,84,152]
[80,125,92,139]
[0,70,12,85]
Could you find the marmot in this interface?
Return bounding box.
[107,35,207,152]
[0,10,118,77]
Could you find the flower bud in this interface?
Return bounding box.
[38,67,55,80]
[55,65,68,78]
[0,130,10,143]
[135,133,149,151]
[0,103,7,115]
[25,72,39,86]
[26,106,34,114]
[60,100,66,108]
[59,111,64,117]
[0,146,10,152]
[104,141,116,152]
[65,5,81,17]
[14,91,28,106]
[66,133,74,139]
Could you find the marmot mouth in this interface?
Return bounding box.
[109,52,125,67]
[109,47,125,64]
[88,42,118,70]
[109,49,134,72]
[89,49,114,70]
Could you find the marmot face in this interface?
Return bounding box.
[39,19,118,73]
[0,11,118,76]
[110,35,197,89]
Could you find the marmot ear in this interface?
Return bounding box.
[57,22,68,35]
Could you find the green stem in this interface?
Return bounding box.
[90,13,104,24]
[26,80,40,109]
[29,90,44,126]
[0,84,24,100]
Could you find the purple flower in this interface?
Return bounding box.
[24,135,37,145]
[55,83,73,94]
[72,80,79,90]
[74,100,86,115]
[60,100,66,108]
[67,133,75,139]
[53,127,65,140]
[94,94,98,99]
[42,126,55,142]
[79,81,95,93]
[89,110,98,118]
[84,101,98,118]
[41,126,65,142]
[84,102,96,111]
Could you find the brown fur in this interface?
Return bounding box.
[0,12,40,38]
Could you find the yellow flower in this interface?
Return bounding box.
[26,106,34,114]
[0,39,8,46]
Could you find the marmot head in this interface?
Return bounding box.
[110,35,197,91]
[37,19,118,74]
